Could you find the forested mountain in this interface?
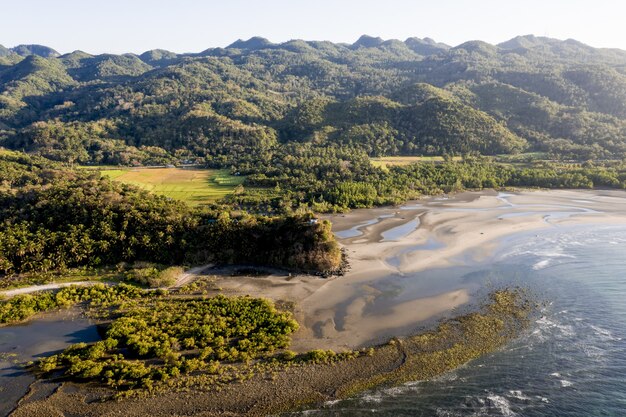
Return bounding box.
[1,35,626,164]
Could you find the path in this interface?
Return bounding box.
[172,264,214,287]
[0,264,213,299]
[0,281,99,298]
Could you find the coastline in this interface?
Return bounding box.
[8,189,626,416]
[209,189,626,351]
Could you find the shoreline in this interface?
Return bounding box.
[7,189,626,416]
[209,189,626,351]
[11,289,535,417]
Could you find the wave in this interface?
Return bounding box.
[507,390,531,401]
[486,394,516,416]
[550,372,574,388]
[533,316,575,339]
[589,324,622,342]
[533,259,551,270]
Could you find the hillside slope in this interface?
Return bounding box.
[0,35,626,163]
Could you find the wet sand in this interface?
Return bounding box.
[211,189,626,351]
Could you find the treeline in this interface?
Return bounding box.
[218,143,626,212]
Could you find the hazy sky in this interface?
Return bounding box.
[2,0,626,54]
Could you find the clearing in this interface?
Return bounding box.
[371,156,463,169]
[96,167,245,205]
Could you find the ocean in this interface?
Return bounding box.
[291,224,626,416]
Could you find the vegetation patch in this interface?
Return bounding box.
[0,284,145,324]
[97,167,245,205]
[36,294,301,392]
[121,264,183,288]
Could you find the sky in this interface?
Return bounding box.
[2,0,626,55]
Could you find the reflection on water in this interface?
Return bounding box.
[0,310,100,416]
[334,214,395,239]
[381,219,421,242]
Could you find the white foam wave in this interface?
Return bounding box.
[381,386,407,396]
[590,324,622,341]
[534,316,575,339]
[551,372,574,388]
[360,393,382,403]
[299,410,320,416]
[580,344,608,359]
[487,394,516,416]
[435,409,463,417]
[508,390,531,401]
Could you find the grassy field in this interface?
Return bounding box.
[371,156,463,169]
[494,152,550,165]
[97,167,245,205]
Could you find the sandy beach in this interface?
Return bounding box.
[209,189,626,352]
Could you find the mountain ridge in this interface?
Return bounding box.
[1,34,626,165]
[7,34,621,57]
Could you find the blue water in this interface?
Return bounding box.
[292,225,626,416]
[0,311,99,416]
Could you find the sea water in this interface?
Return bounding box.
[293,224,626,416]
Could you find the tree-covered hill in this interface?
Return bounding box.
[0,151,343,276]
[1,35,626,164]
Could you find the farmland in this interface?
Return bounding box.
[96,167,245,205]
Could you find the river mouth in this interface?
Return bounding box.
[0,309,100,416]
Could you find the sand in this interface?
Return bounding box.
[210,189,626,352]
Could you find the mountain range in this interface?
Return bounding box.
[1,34,626,165]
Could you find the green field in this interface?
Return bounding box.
[494,152,550,165]
[97,167,245,205]
[371,156,463,169]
